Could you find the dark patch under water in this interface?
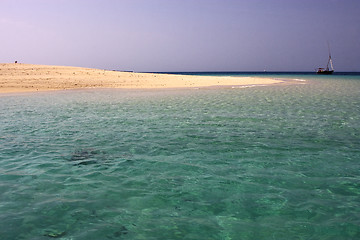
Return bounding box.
[70,148,102,166]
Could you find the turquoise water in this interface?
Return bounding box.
[1,74,360,239]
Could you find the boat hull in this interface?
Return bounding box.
[317,70,334,75]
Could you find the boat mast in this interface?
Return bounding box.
[327,41,334,71]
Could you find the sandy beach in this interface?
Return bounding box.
[0,63,283,93]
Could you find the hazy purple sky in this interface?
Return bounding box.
[1,0,359,72]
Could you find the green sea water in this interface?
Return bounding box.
[1,75,360,239]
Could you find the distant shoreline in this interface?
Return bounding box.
[0,63,285,94]
[148,71,360,75]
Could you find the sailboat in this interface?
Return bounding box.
[317,42,334,74]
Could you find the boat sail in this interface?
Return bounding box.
[317,42,334,74]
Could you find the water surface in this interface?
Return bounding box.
[1,74,360,239]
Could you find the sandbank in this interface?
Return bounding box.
[0,63,284,93]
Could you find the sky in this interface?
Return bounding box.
[1,0,360,72]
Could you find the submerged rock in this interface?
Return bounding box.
[70,149,99,161]
[42,229,66,238]
[107,226,129,239]
[69,148,103,166]
[66,148,133,166]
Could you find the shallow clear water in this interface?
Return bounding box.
[1,75,360,239]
